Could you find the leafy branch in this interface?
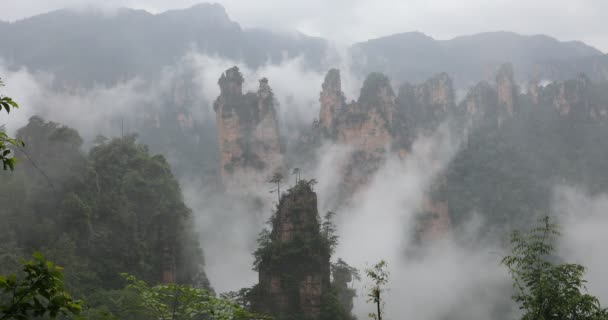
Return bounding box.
[0,78,25,171]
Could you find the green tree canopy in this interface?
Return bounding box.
[0,77,24,171]
[502,216,608,320]
[0,253,82,320]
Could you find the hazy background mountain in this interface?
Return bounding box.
[0,3,606,88]
[351,31,607,87]
[0,3,328,86]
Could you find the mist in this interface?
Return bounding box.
[556,186,608,306]
[4,49,608,319]
[325,124,512,320]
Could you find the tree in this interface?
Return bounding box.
[292,168,301,184]
[268,171,284,203]
[0,78,25,171]
[0,252,82,320]
[331,259,360,317]
[122,274,264,320]
[321,211,339,254]
[502,216,608,320]
[365,260,389,320]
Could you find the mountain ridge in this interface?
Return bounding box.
[0,3,606,87]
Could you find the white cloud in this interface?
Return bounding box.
[554,186,608,306]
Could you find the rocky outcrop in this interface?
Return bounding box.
[318,69,454,240]
[318,72,398,195]
[461,81,500,126]
[528,80,540,105]
[213,67,283,192]
[254,181,331,319]
[526,74,608,120]
[415,176,450,242]
[393,74,455,241]
[334,72,396,154]
[460,63,520,129]
[397,72,455,136]
[496,63,519,121]
[554,76,590,116]
[319,69,346,135]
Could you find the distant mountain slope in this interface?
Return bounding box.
[0,3,328,85]
[351,31,606,87]
[0,3,606,89]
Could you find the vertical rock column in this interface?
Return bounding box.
[255,182,330,319]
[213,66,283,192]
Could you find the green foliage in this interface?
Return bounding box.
[221,288,254,310]
[502,216,608,320]
[292,168,301,184]
[268,171,285,203]
[0,252,82,320]
[358,73,393,109]
[121,274,264,320]
[365,260,388,320]
[448,95,608,234]
[331,259,359,318]
[81,134,207,288]
[254,180,330,275]
[0,117,209,300]
[251,180,354,320]
[0,78,25,171]
[319,288,350,320]
[321,211,339,255]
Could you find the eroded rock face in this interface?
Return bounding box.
[319,69,346,135]
[397,72,455,136]
[213,67,283,192]
[415,176,450,242]
[335,72,395,153]
[392,74,455,240]
[549,74,592,117]
[496,63,519,119]
[528,74,608,120]
[320,72,396,195]
[461,81,499,125]
[318,69,453,240]
[255,182,330,319]
[459,64,520,130]
[528,80,540,105]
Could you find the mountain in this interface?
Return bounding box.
[351,31,606,87]
[1,4,607,88]
[0,3,328,86]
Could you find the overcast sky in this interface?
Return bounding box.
[1,0,607,52]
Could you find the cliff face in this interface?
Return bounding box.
[460,64,520,129]
[318,69,346,135]
[415,176,450,242]
[213,67,283,192]
[554,76,590,116]
[461,81,500,126]
[333,72,395,154]
[254,181,331,319]
[528,80,540,105]
[395,74,455,241]
[399,73,454,118]
[318,69,454,240]
[319,72,397,195]
[397,72,455,139]
[496,63,519,120]
[526,74,608,120]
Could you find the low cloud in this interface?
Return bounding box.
[324,125,514,320]
[554,186,608,305]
